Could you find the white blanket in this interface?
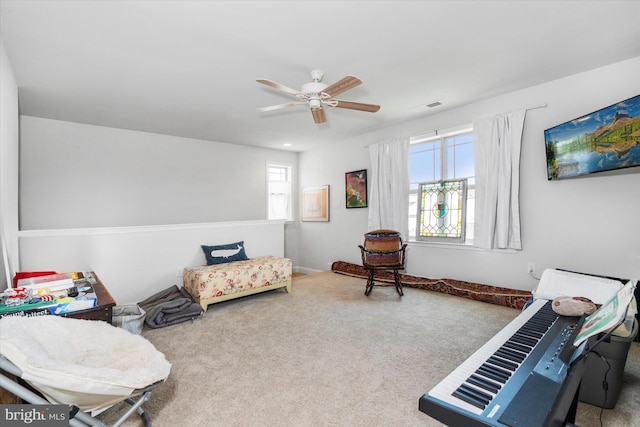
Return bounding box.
[0,315,171,412]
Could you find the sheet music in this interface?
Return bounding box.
[533,269,623,305]
[573,280,637,346]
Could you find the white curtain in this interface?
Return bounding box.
[473,110,526,250]
[367,138,409,239]
[268,180,291,220]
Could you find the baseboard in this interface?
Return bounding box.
[293,266,324,275]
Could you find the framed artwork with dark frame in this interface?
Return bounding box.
[301,185,330,222]
[345,169,367,208]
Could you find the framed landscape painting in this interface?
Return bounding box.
[544,94,640,180]
[345,169,367,208]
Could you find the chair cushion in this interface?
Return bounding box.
[364,230,401,253]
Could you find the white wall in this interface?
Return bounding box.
[16,116,301,301]
[19,117,298,229]
[18,220,285,304]
[298,57,640,290]
[0,41,20,291]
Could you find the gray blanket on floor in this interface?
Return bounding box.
[138,285,203,328]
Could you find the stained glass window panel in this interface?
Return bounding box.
[416,179,467,242]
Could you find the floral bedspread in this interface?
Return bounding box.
[183,256,292,301]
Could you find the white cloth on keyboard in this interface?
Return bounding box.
[533,269,623,305]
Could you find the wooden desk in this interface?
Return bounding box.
[65,272,116,324]
[0,272,116,323]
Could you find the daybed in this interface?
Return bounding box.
[183,255,292,311]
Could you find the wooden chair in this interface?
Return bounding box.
[358,229,407,296]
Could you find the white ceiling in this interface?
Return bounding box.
[1,1,639,152]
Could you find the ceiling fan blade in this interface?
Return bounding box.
[257,102,305,112]
[322,75,362,98]
[256,79,301,96]
[311,107,327,124]
[334,100,380,113]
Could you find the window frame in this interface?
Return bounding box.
[266,162,294,221]
[409,126,474,245]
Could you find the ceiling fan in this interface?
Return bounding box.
[256,70,380,124]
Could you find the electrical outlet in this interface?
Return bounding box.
[527,262,536,275]
[176,267,183,277]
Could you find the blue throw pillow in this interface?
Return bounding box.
[201,241,249,265]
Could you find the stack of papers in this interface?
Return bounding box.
[17,273,74,292]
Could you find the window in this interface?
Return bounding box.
[267,163,293,221]
[409,127,474,244]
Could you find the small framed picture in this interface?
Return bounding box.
[301,185,330,222]
[345,169,367,208]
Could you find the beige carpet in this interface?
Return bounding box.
[98,272,640,427]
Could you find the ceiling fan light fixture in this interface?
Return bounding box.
[309,98,322,109]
